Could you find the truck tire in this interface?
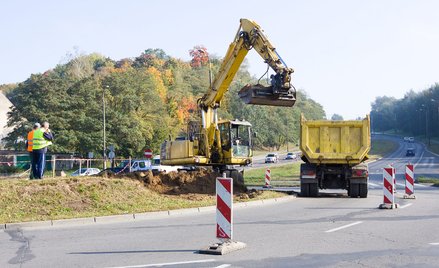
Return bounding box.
[309,183,319,197]
[349,183,359,198]
[300,183,310,197]
[359,183,368,198]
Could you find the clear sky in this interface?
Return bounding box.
[2,0,439,119]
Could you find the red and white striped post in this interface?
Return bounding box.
[200,173,246,255]
[216,175,233,240]
[404,163,416,199]
[379,166,399,209]
[263,168,272,188]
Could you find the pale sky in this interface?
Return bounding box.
[1,0,439,119]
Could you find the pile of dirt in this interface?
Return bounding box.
[114,169,248,195]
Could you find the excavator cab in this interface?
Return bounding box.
[238,72,296,107]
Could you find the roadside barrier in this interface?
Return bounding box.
[404,163,416,199]
[216,176,232,239]
[264,168,272,188]
[199,174,246,255]
[379,166,399,209]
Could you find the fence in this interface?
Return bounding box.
[0,155,146,179]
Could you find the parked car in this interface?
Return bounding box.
[406,148,415,157]
[265,153,279,163]
[98,159,151,175]
[71,168,101,176]
[285,152,297,160]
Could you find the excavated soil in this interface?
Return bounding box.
[111,169,249,196]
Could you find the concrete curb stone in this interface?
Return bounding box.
[3,195,296,229]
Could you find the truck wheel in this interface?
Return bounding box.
[349,183,359,198]
[309,183,319,197]
[359,184,368,198]
[300,183,310,197]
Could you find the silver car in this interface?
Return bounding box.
[71,168,101,176]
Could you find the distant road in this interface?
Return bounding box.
[368,134,439,181]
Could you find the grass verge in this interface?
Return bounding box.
[417,177,439,187]
[244,162,301,186]
[0,176,287,223]
[369,139,399,160]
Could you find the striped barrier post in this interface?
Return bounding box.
[216,175,233,240]
[379,166,399,209]
[263,168,272,188]
[404,164,416,199]
[200,173,246,255]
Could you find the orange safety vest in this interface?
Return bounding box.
[27,130,35,152]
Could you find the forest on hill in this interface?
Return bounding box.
[370,83,439,138]
[0,48,325,157]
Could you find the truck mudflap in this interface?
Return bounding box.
[348,177,368,198]
[300,163,318,197]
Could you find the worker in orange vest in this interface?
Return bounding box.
[26,123,40,179]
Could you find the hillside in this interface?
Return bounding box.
[1,48,326,157]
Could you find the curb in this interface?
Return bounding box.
[1,195,296,230]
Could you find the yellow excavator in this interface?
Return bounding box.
[161,18,296,183]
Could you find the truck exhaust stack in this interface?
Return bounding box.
[238,84,296,107]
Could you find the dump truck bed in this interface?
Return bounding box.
[300,114,371,165]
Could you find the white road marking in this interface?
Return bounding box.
[429,242,439,246]
[414,183,428,187]
[325,221,363,233]
[215,265,231,268]
[105,259,216,268]
[368,182,379,187]
[399,203,413,209]
[396,183,405,187]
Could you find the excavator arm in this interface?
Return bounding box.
[199,18,296,111]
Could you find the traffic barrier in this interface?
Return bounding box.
[379,166,399,209]
[404,164,416,199]
[199,174,246,255]
[216,176,232,239]
[263,168,272,188]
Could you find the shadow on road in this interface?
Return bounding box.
[69,249,197,255]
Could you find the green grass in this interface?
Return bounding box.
[369,139,399,159]
[244,162,301,186]
[417,176,439,184]
[0,176,287,223]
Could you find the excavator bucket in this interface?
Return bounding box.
[238,84,296,107]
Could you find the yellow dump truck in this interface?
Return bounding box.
[299,114,371,198]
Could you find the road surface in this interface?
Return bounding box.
[1,135,439,267]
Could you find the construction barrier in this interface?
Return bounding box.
[263,168,272,188]
[216,176,233,240]
[199,174,246,255]
[379,166,398,209]
[404,163,416,199]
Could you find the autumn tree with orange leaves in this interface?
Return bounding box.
[189,46,209,68]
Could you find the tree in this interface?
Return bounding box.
[189,46,209,68]
[331,114,344,120]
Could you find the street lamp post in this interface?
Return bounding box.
[103,85,108,169]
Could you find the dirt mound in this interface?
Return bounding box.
[115,169,247,195]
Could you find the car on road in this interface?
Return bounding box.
[406,148,415,157]
[285,152,297,160]
[265,153,279,163]
[408,137,414,143]
[71,168,101,176]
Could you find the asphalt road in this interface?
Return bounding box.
[2,135,439,267]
